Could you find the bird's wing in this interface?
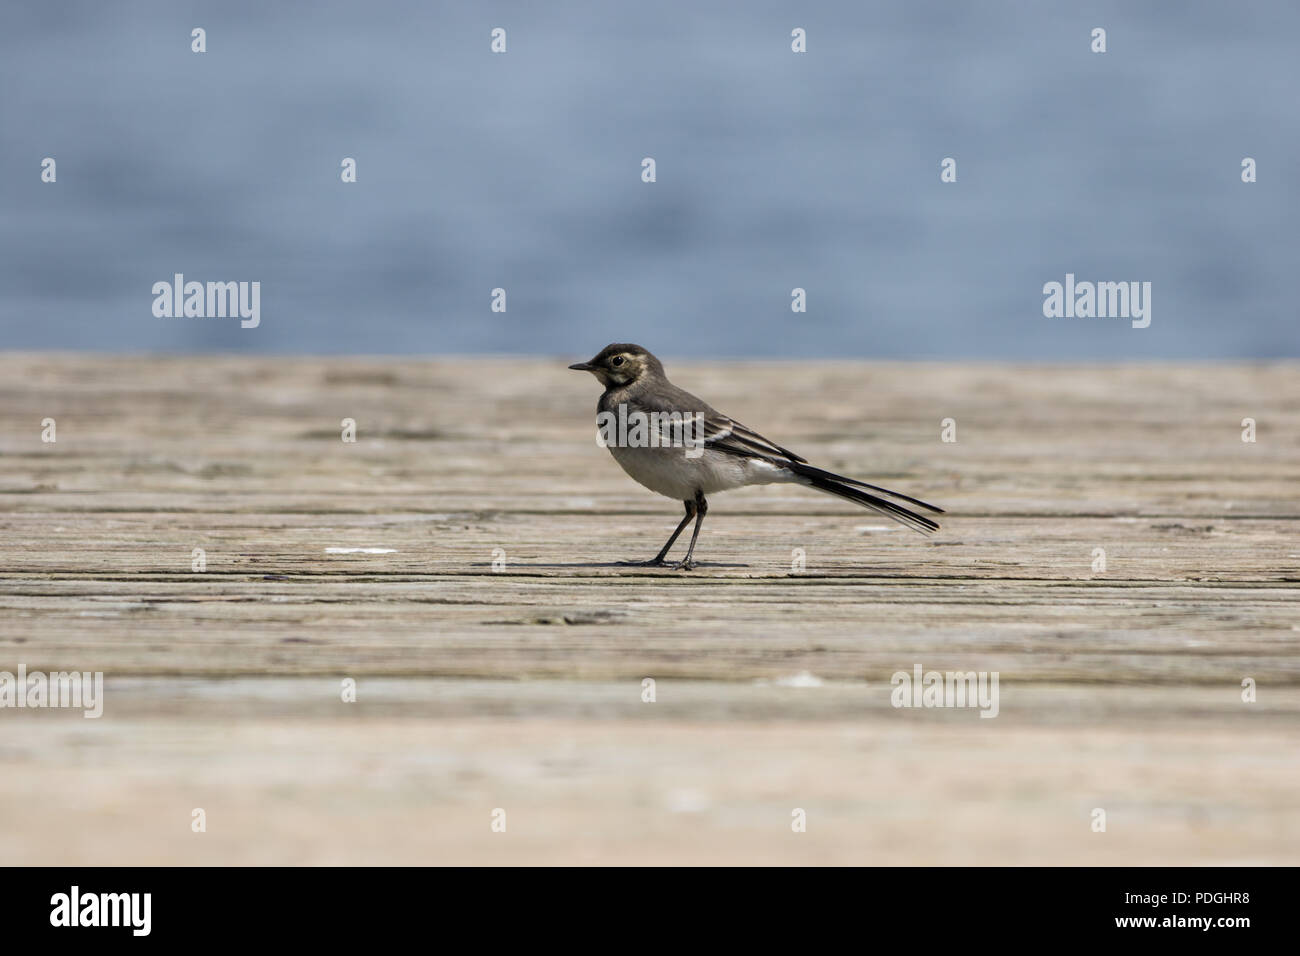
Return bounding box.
[634,393,944,521]
[635,408,805,463]
[698,414,808,464]
[626,386,805,463]
[700,413,945,517]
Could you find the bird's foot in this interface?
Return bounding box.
[670,558,697,571]
[616,557,668,567]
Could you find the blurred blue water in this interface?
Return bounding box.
[2,0,1297,358]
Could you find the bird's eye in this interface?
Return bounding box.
[611,356,625,367]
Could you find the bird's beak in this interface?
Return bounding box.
[568,362,593,371]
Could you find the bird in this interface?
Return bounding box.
[568,343,943,569]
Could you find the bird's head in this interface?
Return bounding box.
[568,343,662,388]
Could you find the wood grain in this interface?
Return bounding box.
[1,354,1296,864]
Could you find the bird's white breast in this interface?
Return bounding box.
[607,444,794,501]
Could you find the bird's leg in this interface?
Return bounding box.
[617,499,696,566]
[672,492,708,571]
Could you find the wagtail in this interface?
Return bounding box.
[569,344,943,569]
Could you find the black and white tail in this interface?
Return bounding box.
[789,461,943,535]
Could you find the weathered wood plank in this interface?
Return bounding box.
[1,354,1297,864]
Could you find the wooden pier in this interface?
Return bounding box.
[1,354,1297,864]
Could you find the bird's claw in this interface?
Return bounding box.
[670,559,696,571]
[616,558,668,567]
